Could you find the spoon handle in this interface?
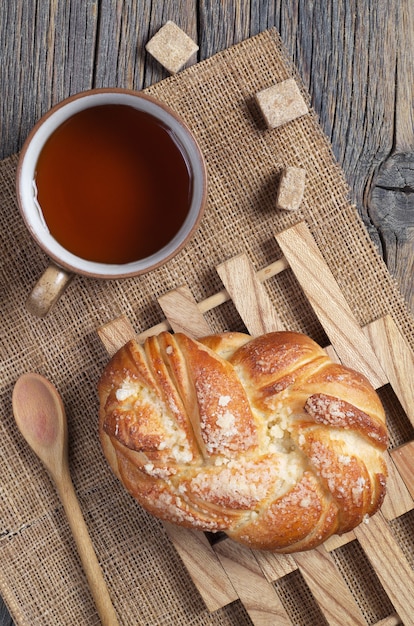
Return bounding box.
[55,467,120,626]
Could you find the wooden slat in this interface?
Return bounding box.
[158,284,211,337]
[293,546,365,625]
[353,512,414,624]
[253,551,297,582]
[362,316,414,517]
[162,524,238,611]
[163,522,238,611]
[97,315,138,356]
[373,615,401,626]
[275,222,387,388]
[381,451,414,521]
[131,258,289,343]
[365,314,414,425]
[216,253,285,335]
[172,539,238,612]
[391,441,414,498]
[213,540,291,625]
[197,257,289,316]
[323,530,357,552]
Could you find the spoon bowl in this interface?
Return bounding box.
[12,372,119,626]
[12,373,67,478]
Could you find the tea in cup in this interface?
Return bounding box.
[16,88,207,316]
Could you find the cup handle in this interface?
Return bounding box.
[26,264,73,317]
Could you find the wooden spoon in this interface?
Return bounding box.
[12,373,120,626]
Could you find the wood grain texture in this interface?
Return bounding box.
[97,314,138,356]
[253,551,297,581]
[162,524,239,612]
[94,0,199,89]
[367,1,414,313]
[0,606,12,626]
[380,452,413,521]
[374,616,402,626]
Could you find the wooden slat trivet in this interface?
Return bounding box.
[98,221,414,625]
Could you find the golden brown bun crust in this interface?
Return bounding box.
[98,331,388,552]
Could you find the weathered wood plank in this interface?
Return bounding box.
[280,2,397,247]
[367,1,414,312]
[198,0,253,60]
[94,0,199,90]
[0,0,97,157]
[279,2,414,314]
[0,605,12,626]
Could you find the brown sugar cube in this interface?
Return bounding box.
[255,78,308,129]
[145,21,199,74]
[276,167,306,212]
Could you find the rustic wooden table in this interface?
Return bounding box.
[1,1,413,624]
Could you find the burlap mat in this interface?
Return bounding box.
[1,29,413,625]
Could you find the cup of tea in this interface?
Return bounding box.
[16,88,208,317]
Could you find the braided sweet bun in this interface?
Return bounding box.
[98,330,388,553]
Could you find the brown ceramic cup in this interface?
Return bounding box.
[16,88,207,317]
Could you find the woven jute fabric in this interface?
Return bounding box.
[1,29,413,625]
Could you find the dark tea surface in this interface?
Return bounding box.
[35,104,192,264]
